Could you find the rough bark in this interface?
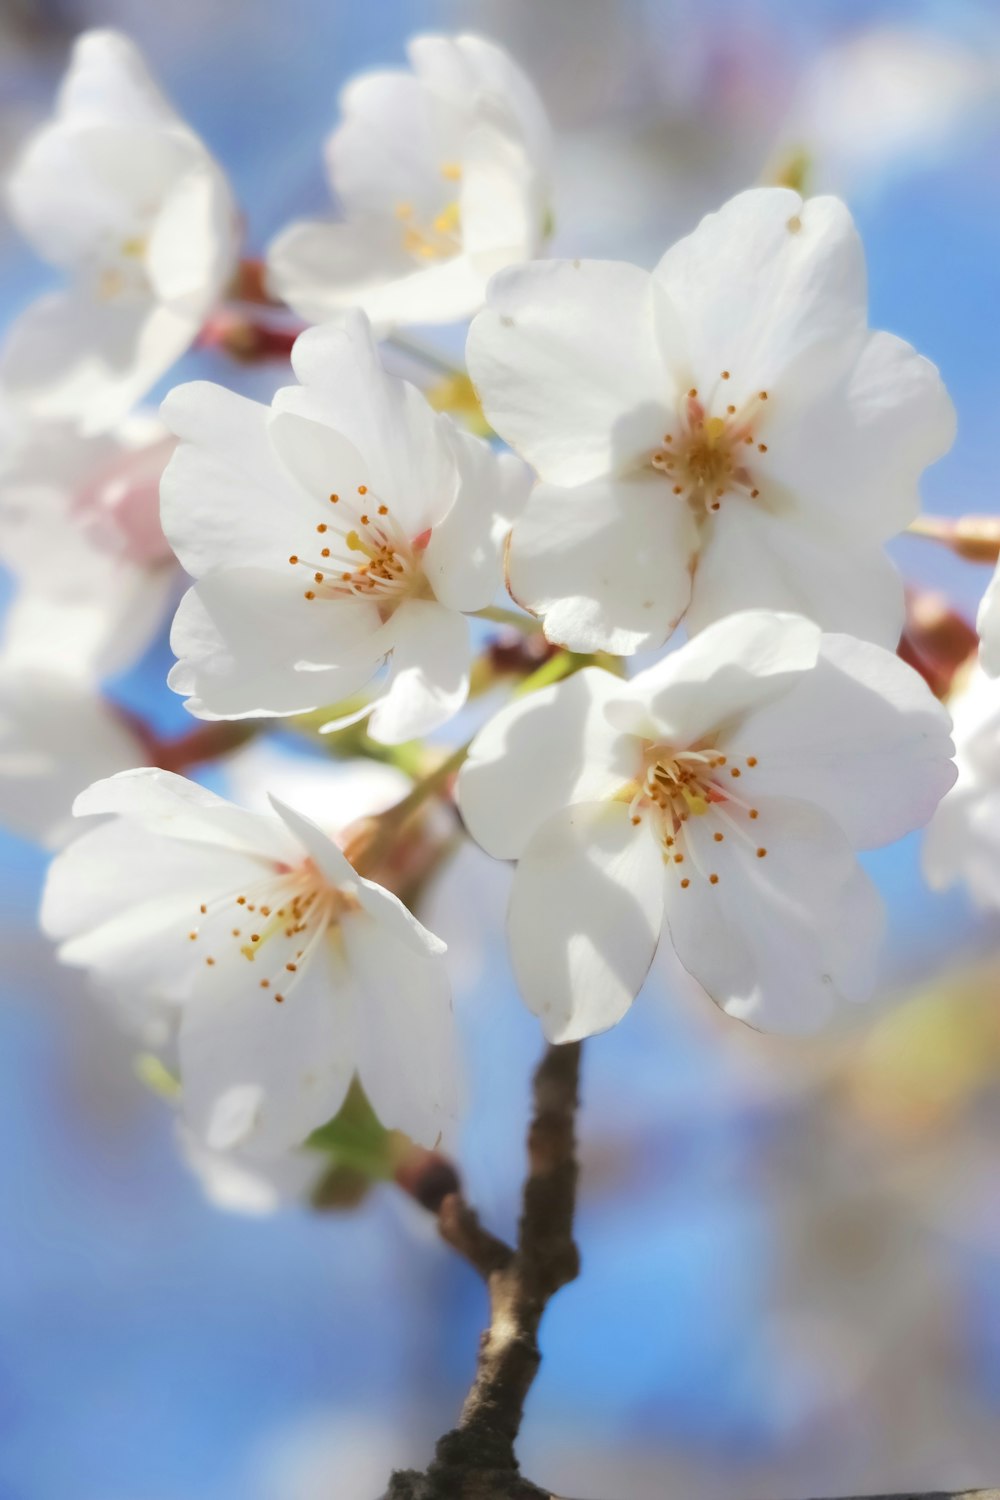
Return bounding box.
[385,1042,582,1500]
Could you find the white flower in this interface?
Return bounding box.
[0,412,178,679]
[2,30,239,435]
[0,671,141,848]
[458,611,956,1040]
[923,664,1000,908]
[976,561,1000,677]
[267,33,552,329]
[41,768,458,1157]
[467,187,955,655]
[177,1121,325,1217]
[161,312,530,743]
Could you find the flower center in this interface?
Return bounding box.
[394,161,463,262]
[288,483,431,620]
[625,742,767,889]
[188,859,360,1002]
[650,373,770,516]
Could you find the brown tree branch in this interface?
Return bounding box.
[386,1041,582,1500]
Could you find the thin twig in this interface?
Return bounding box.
[387,1042,583,1499]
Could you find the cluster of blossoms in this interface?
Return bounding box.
[1,24,996,1208]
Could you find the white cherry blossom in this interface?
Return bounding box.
[161,312,529,743]
[458,611,956,1040]
[41,769,458,1158]
[923,664,1000,909]
[267,33,552,329]
[2,30,239,434]
[0,671,141,848]
[0,412,178,679]
[467,187,955,655]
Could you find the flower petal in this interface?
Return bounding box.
[72,767,298,860]
[686,501,906,649]
[761,329,956,543]
[613,609,821,744]
[342,909,459,1146]
[663,795,885,1033]
[366,599,470,744]
[458,665,636,860]
[168,573,383,720]
[467,259,672,486]
[507,473,697,655]
[723,632,957,848]
[160,382,324,578]
[274,313,458,530]
[423,427,531,614]
[654,189,867,403]
[978,562,1000,677]
[508,801,665,1042]
[1,290,199,435]
[180,933,356,1159]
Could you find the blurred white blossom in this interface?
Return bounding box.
[468,187,955,655]
[0,410,178,679]
[161,312,529,742]
[42,768,459,1157]
[1,29,239,434]
[267,33,552,329]
[0,670,141,847]
[459,611,955,1040]
[923,664,1000,909]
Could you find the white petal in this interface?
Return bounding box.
[159,382,325,578]
[168,573,383,721]
[41,812,260,942]
[366,599,470,744]
[423,427,530,614]
[761,329,956,543]
[0,673,140,849]
[507,473,697,655]
[723,632,956,849]
[55,31,180,130]
[686,501,906,649]
[663,795,885,1033]
[72,767,298,860]
[265,218,414,328]
[458,666,637,861]
[460,108,542,274]
[978,561,1000,677]
[342,910,458,1146]
[1,291,200,435]
[654,189,867,401]
[180,934,356,1159]
[275,313,457,529]
[509,801,665,1042]
[467,259,673,486]
[615,610,822,745]
[145,160,237,307]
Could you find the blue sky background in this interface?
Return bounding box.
[2,2,1000,1497]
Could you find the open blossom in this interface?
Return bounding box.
[161,312,529,743]
[0,672,141,848]
[2,30,238,435]
[923,665,1000,908]
[467,187,955,655]
[41,769,458,1158]
[458,611,956,1040]
[267,33,552,329]
[0,413,178,679]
